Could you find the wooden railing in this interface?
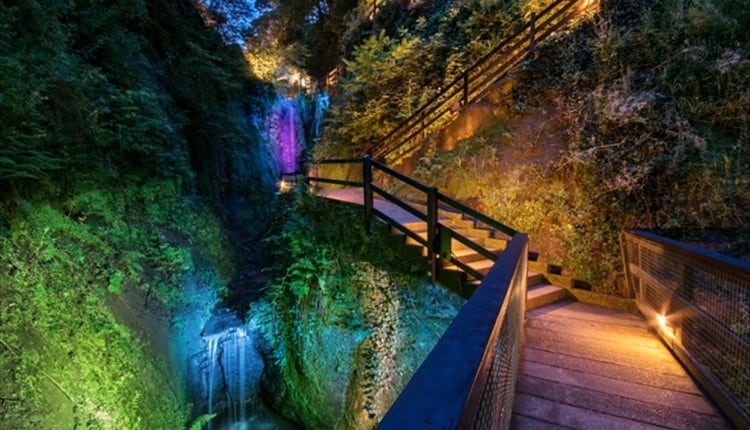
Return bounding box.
[307,156,517,284]
[307,156,528,428]
[622,230,750,430]
[368,0,594,162]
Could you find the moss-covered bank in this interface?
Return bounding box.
[0,180,243,428]
[255,192,464,429]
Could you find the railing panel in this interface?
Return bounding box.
[378,234,528,429]
[622,230,750,429]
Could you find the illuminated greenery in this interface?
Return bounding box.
[322,0,750,290]
[0,180,235,428]
[317,0,527,157]
[259,192,463,429]
[0,0,274,427]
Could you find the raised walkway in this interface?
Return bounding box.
[513,300,731,429]
[316,187,732,429]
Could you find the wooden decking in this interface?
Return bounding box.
[512,300,733,429]
[317,187,421,225]
[316,187,734,429]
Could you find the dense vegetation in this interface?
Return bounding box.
[317,0,750,291]
[3,0,748,427]
[258,192,463,429]
[1,0,275,427]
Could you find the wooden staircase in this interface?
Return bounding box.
[380,206,567,307]
[370,0,598,163]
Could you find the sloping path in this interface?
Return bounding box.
[317,187,421,225]
[512,300,733,429]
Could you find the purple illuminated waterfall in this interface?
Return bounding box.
[274,99,301,174]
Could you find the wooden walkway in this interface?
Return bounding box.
[512,300,732,429]
[317,187,421,224]
[316,187,733,429]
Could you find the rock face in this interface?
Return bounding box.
[259,263,465,429]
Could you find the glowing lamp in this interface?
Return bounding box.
[656,314,667,328]
[278,178,294,193]
[656,313,676,339]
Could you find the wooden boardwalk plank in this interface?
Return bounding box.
[528,300,645,327]
[523,347,701,394]
[511,414,574,430]
[514,392,668,430]
[517,375,733,430]
[521,361,716,415]
[513,300,732,429]
[524,324,687,376]
[526,313,662,349]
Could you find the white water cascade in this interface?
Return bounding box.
[202,325,261,430]
[312,92,329,140]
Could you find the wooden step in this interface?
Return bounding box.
[440,217,475,229]
[398,221,427,232]
[448,247,500,263]
[439,209,464,220]
[483,237,508,249]
[452,227,492,239]
[527,271,545,286]
[405,232,486,252]
[441,258,495,281]
[526,283,568,311]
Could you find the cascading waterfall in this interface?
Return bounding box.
[274,98,300,175]
[206,334,220,429]
[222,328,248,424]
[312,92,329,140]
[202,325,261,430]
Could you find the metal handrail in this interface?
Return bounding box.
[307,156,517,286]
[308,156,528,427]
[378,233,528,429]
[371,0,591,161]
[622,230,750,429]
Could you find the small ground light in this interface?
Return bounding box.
[278,173,300,193]
[657,314,667,328]
[656,313,676,338]
[278,178,294,193]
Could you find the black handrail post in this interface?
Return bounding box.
[427,186,439,284]
[529,12,537,52]
[363,155,374,235]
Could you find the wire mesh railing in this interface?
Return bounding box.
[378,232,528,429]
[622,230,750,429]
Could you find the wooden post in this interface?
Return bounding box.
[529,12,537,52]
[427,186,439,284]
[363,155,374,235]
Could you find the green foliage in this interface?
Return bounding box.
[0,0,273,202]
[318,0,528,157]
[0,179,235,427]
[413,0,750,289]
[188,413,216,430]
[1,0,272,427]
[260,191,457,429]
